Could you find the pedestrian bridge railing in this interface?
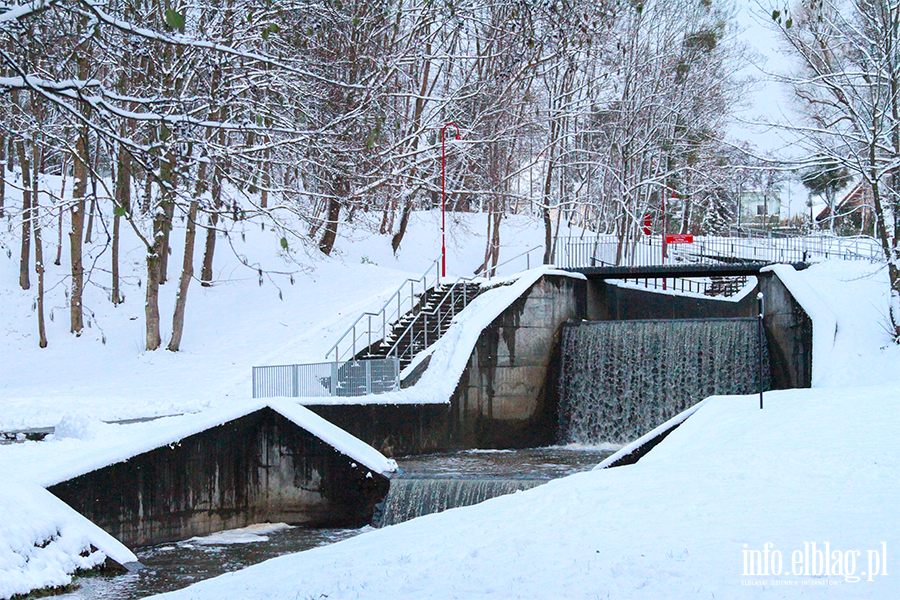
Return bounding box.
[554,233,883,269]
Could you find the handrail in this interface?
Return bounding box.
[478,244,543,279]
[326,256,441,362]
[387,274,479,366]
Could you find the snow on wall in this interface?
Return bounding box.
[0,400,396,499]
[0,482,136,600]
[299,266,586,407]
[761,264,838,386]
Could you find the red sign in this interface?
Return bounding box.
[665,234,694,244]
[642,212,652,235]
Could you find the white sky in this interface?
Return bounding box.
[730,0,813,218]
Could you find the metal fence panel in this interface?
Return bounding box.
[252,358,400,399]
[554,234,885,269]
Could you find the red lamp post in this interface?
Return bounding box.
[441,123,461,278]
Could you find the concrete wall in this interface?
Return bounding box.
[309,275,587,454]
[48,408,389,547]
[308,403,451,457]
[587,280,758,320]
[450,275,586,448]
[759,272,813,389]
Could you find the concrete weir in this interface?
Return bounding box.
[307,274,587,454]
[308,269,812,455]
[48,404,391,547]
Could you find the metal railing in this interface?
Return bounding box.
[387,275,479,368]
[252,357,400,398]
[477,245,543,279]
[554,233,885,269]
[615,275,752,297]
[326,257,441,363]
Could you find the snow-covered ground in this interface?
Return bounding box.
[3,189,900,598]
[0,199,559,429]
[139,260,900,600]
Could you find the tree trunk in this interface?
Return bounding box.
[70,129,89,335]
[391,196,412,254]
[541,156,555,264]
[260,145,270,209]
[112,142,131,305]
[17,140,32,290]
[0,134,5,219]
[84,196,96,244]
[157,146,177,285]
[145,247,163,350]
[490,208,502,276]
[201,155,223,286]
[32,143,47,348]
[318,181,344,256]
[55,155,67,266]
[168,200,199,351]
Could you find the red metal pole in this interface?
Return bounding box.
[662,193,667,290]
[662,193,668,262]
[441,123,460,279]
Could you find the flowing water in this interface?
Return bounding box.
[57,525,363,600]
[59,448,612,598]
[558,318,770,445]
[376,447,615,527]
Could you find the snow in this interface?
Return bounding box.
[0,400,395,491]
[0,482,136,600]
[761,264,840,387]
[4,171,900,598]
[181,523,293,546]
[142,259,900,599]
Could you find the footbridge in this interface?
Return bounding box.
[252,230,882,400]
[554,232,881,279]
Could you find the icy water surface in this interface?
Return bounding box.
[58,525,363,600]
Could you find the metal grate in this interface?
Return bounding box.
[252,357,400,399]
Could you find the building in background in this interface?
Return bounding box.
[815,181,875,236]
[737,190,781,228]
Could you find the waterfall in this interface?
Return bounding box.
[376,478,542,527]
[558,318,770,445]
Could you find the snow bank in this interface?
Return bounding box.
[145,385,900,600]
[761,264,838,386]
[0,482,136,600]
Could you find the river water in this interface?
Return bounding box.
[59,446,613,599]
